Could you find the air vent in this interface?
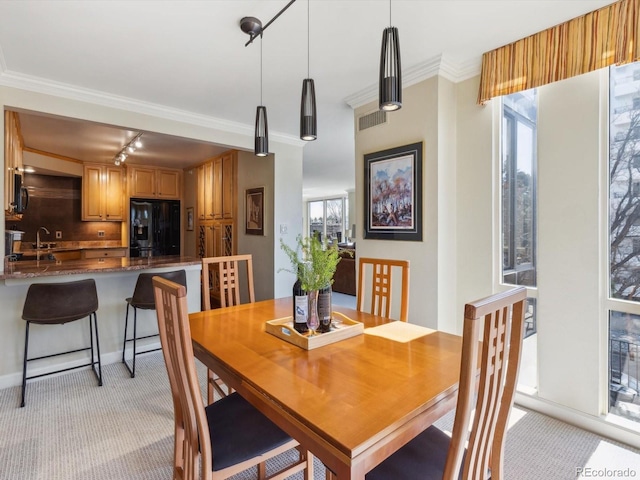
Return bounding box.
[358,110,387,131]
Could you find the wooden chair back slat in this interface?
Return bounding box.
[357,257,410,321]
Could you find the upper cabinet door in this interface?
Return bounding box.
[130,167,156,197]
[130,166,181,199]
[82,164,123,221]
[222,152,236,220]
[157,169,181,198]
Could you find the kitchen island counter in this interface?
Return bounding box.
[1,255,201,280]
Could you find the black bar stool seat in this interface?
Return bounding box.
[122,270,187,377]
[21,278,102,407]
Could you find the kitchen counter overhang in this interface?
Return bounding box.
[2,255,201,280]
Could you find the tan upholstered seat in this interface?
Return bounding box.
[366,287,527,480]
[202,255,255,401]
[21,279,102,407]
[122,269,187,378]
[152,276,313,480]
[356,257,410,321]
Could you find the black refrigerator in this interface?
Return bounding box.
[130,198,180,257]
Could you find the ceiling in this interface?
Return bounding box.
[0,1,614,198]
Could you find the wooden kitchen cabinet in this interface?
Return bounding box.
[202,220,234,258]
[4,111,24,219]
[130,166,181,199]
[197,161,214,220]
[82,163,124,221]
[212,152,236,219]
[82,248,127,259]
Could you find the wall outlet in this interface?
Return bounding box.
[279,224,288,234]
[55,231,62,239]
[98,230,105,237]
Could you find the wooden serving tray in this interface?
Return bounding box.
[265,311,363,350]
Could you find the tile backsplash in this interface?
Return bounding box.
[5,173,122,243]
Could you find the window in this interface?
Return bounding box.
[501,90,538,393]
[307,197,349,243]
[609,61,640,424]
[502,90,538,288]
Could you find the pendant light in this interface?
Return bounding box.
[379,0,402,111]
[255,35,269,157]
[300,0,317,141]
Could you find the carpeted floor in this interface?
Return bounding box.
[1,352,639,479]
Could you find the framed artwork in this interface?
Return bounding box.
[186,207,194,231]
[364,142,423,241]
[245,187,264,236]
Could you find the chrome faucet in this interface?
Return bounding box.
[37,226,50,250]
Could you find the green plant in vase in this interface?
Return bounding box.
[280,235,342,334]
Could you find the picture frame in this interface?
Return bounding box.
[186,207,194,231]
[245,187,265,236]
[364,142,423,241]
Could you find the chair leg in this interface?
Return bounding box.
[122,305,137,378]
[20,322,30,408]
[122,303,130,364]
[132,307,137,378]
[90,312,103,386]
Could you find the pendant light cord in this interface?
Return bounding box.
[307,0,310,78]
[389,0,392,26]
[260,35,263,105]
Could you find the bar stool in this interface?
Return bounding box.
[122,269,187,377]
[21,278,102,407]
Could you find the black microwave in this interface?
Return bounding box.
[12,173,29,214]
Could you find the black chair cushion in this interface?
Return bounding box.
[366,425,452,480]
[205,392,292,472]
[129,270,187,309]
[22,279,98,324]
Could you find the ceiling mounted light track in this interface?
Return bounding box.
[379,0,402,111]
[114,133,143,166]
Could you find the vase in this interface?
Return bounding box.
[307,289,320,335]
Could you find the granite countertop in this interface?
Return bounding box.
[1,255,201,280]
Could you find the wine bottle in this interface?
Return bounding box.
[293,273,309,333]
[317,283,332,333]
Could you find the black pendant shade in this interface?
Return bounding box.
[300,78,317,141]
[379,26,402,111]
[255,106,269,156]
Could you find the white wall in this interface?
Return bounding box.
[355,77,441,328]
[536,71,602,416]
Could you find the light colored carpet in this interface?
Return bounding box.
[1,352,639,479]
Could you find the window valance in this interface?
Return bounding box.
[477,0,639,104]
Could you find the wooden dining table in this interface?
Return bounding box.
[189,298,463,480]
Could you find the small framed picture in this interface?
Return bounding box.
[186,207,194,231]
[246,187,264,236]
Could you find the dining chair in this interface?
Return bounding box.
[20,278,102,407]
[356,257,410,321]
[152,276,313,480]
[202,254,255,401]
[202,254,255,310]
[365,286,527,480]
[122,269,187,378]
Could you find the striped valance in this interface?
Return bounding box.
[477,0,639,104]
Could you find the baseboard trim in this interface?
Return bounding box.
[516,392,640,450]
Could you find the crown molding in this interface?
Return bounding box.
[344,53,482,110]
[0,69,305,148]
